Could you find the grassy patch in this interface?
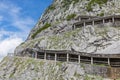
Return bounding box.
[98,12,104,16]
[73,0,79,4]
[32,23,51,39]
[44,4,55,14]
[62,0,72,8]
[9,72,15,78]
[66,14,76,21]
[86,0,108,12]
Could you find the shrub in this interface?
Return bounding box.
[32,23,51,39]
[48,5,55,10]
[73,0,79,4]
[86,6,93,12]
[44,5,55,14]
[66,14,76,21]
[62,0,72,8]
[86,0,108,12]
[98,12,104,16]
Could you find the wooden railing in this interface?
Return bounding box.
[73,15,120,29]
[11,48,120,67]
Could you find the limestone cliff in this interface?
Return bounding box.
[0,56,111,80]
[15,0,120,56]
[1,0,120,80]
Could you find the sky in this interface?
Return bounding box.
[0,0,53,61]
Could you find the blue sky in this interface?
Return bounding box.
[0,0,53,60]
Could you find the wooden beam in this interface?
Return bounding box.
[92,21,94,26]
[55,53,57,62]
[84,22,86,27]
[112,17,115,23]
[91,57,93,65]
[35,52,37,59]
[67,53,69,62]
[44,52,46,60]
[103,19,105,24]
[79,17,81,21]
[78,55,80,63]
[108,58,110,66]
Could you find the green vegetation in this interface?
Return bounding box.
[98,12,104,16]
[44,4,55,14]
[62,0,72,8]
[66,14,76,21]
[9,72,15,78]
[73,0,79,4]
[86,6,93,12]
[32,23,51,39]
[62,0,79,8]
[48,5,55,10]
[56,62,62,66]
[86,0,108,12]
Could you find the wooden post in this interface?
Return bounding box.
[84,22,86,27]
[79,17,81,21]
[112,17,115,23]
[108,58,110,66]
[91,57,93,65]
[92,21,95,26]
[44,52,46,60]
[67,53,69,62]
[103,19,105,24]
[78,55,80,63]
[35,52,37,59]
[55,53,57,62]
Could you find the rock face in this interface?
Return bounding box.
[2,0,120,79]
[0,56,111,80]
[15,0,120,56]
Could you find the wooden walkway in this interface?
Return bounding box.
[8,50,120,79]
[8,49,120,67]
[24,49,120,67]
[73,15,120,29]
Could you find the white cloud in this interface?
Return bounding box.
[0,1,35,61]
[0,1,35,37]
[0,37,23,61]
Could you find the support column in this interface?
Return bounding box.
[35,52,37,59]
[44,52,46,60]
[84,22,86,27]
[103,19,105,24]
[112,17,115,23]
[67,53,69,62]
[79,17,81,21]
[55,53,57,62]
[78,55,80,63]
[91,57,93,65]
[108,58,110,66]
[92,21,95,26]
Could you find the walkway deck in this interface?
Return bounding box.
[26,49,120,67]
[73,15,120,29]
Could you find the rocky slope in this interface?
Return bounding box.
[0,56,112,80]
[15,0,120,55]
[1,0,120,80]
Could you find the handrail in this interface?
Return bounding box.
[73,15,120,27]
[80,59,91,62]
[93,61,108,64]
[12,47,120,67]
